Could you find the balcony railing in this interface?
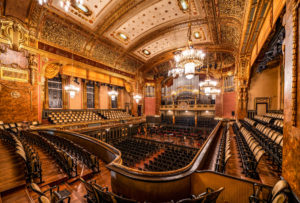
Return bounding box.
[160,104,215,111]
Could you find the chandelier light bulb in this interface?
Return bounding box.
[108,90,118,101]
[69,91,75,98]
[133,94,142,103]
[65,84,80,98]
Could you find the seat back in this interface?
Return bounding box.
[112,193,137,203]
[272,193,289,203]
[203,187,224,203]
[80,178,98,202]
[93,184,114,203]
[271,180,289,200]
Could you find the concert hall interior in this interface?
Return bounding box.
[0,0,299,202]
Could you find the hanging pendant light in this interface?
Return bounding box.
[199,61,220,97]
[173,1,205,80]
[65,84,80,98]
[108,88,118,101]
[133,82,142,103]
[65,52,80,98]
[38,0,48,5]
[133,94,142,103]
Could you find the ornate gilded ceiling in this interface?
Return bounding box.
[1,0,249,76]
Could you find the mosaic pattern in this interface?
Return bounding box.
[218,0,246,19]
[221,24,241,48]
[41,16,87,53]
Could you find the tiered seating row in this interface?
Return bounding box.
[264,113,284,120]
[98,110,132,120]
[254,115,272,124]
[233,122,265,179]
[38,132,99,173]
[242,118,282,170]
[0,129,42,183]
[0,121,39,133]
[48,111,101,124]
[253,114,283,133]
[215,125,231,173]
[144,146,197,171]
[21,131,78,178]
[110,137,160,167]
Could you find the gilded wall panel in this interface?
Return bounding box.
[218,0,246,19]
[221,24,241,48]
[41,16,87,53]
[91,42,120,67]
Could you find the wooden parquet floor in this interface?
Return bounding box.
[224,125,280,186]
[0,140,26,193]
[0,139,111,203]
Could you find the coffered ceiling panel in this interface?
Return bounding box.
[20,0,249,74]
[104,0,204,48]
[50,0,116,29]
[134,24,211,61]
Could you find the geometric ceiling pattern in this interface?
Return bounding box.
[133,24,211,61]
[103,0,202,49]
[4,0,250,77]
[50,0,115,29]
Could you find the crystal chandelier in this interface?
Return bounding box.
[60,0,84,12]
[168,67,184,78]
[174,36,205,80]
[133,94,142,103]
[199,67,220,96]
[108,89,118,101]
[38,0,47,5]
[174,0,205,80]
[65,84,80,98]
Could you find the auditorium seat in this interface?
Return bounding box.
[233,122,265,178]
[176,187,224,203]
[215,125,231,173]
[249,179,292,203]
[1,129,42,183]
[80,178,98,202]
[48,110,102,124]
[98,110,132,120]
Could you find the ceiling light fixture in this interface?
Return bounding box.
[133,94,142,103]
[65,84,80,98]
[178,0,189,12]
[119,33,128,40]
[108,89,118,101]
[60,0,85,12]
[38,0,47,5]
[194,32,200,39]
[143,49,151,55]
[199,63,220,97]
[60,0,71,12]
[174,0,205,80]
[65,50,80,98]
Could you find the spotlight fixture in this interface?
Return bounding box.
[142,49,151,55]
[119,33,128,40]
[194,32,200,39]
[178,0,189,12]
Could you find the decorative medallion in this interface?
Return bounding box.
[11,90,21,98]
